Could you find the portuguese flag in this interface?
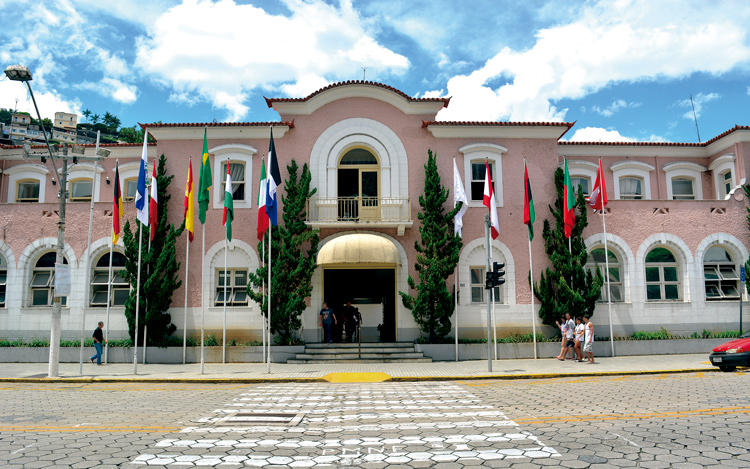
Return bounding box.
[563,158,575,238]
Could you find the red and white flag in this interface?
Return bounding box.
[149,160,158,241]
[483,161,500,239]
[587,159,608,211]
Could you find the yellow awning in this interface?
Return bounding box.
[317,234,400,265]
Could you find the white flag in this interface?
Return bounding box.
[453,157,468,237]
[135,130,149,226]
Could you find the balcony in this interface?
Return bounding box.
[305,196,412,235]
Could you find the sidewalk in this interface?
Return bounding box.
[0,353,717,383]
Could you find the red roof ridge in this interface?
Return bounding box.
[140,121,294,129]
[422,120,575,128]
[559,125,750,147]
[265,81,450,108]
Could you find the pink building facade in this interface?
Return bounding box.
[1,82,749,343]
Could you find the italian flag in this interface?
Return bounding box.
[223,162,234,241]
[563,158,575,238]
[257,159,269,240]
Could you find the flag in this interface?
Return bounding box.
[563,158,576,238]
[523,161,535,241]
[112,162,123,245]
[149,158,158,241]
[257,159,269,240]
[135,129,149,226]
[198,127,212,225]
[483,161,499,239]
[453,157,468,238]
[265,128,281,227]
[184,160,195,242]
[587,159,608,211]
[223,162,234,241]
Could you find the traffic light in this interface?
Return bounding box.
[485,262,506,289]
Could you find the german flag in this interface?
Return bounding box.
[112,162,123,245]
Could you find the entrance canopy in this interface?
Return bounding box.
[317,234,400,265]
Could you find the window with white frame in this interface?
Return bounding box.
[221,162,245,201]
[30,252,68,306]
[123,177,138,202]
[586,248,623,302]
[90,252,130,307]
[470,266,501,304]
[703,246,740,300]
[16,179,40,202]
[645,247,680,301]
[460,143,506,207]
[664,161,705,200]
[215,268,249,307]
[719,170,733,200]
[611,161,654,200]
[708,154,736,200]
[69,178,93,202]
[619,177,644,199]
[571,177,590,197]
[564,160,598,198]
[0,255,7,308]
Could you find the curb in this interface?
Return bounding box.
[0,367,718,384]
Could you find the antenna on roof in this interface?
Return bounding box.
[362,66,367,80]
[690,94,701,143]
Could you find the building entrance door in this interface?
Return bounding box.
[323,268,396,342]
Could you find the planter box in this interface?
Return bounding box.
[418,338,726,361]
[0,346,305,364]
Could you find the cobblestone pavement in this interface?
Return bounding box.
[1,370,748,468]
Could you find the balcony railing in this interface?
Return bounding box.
[306,196,412,234]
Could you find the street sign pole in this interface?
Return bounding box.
[740,266,745,335]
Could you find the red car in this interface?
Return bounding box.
[709,331,750,372]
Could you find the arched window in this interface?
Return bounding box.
[0,255,7,308]
[215,269,248,307]
[16,179,40,202]
[90,252,129,307]
[585,248,622,302]
[470,266,501,304]
[619,176,644,199]
[337,148,380,221]
[703,246,740,300]
[671,177,695,200]
[645,247,680,301]
[221,161,246,200]
[31,252,68,306]
[69,177,93,202]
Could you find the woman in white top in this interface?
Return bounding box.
[574,317,585,362]
[583,314,595,364]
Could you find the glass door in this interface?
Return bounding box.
[359,171,379,220]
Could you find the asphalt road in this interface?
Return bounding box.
[1,371,749,468]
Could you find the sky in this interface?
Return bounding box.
[1,0,749,143]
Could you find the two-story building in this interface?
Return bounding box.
[0,82,748,344]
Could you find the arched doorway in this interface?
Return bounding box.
[317,234,398,342]
[337,148,380,221]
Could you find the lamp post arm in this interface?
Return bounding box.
[24,81,61,185]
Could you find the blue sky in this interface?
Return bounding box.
[1,0,749,142]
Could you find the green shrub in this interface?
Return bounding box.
[185,337,199,347]
[204,334,220,346]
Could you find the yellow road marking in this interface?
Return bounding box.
[460,371,719,387]
[513,405,750,425]
[322,372,391,383]
[0,425,184,433]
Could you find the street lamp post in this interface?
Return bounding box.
[5,64,108,378]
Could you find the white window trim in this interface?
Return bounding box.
[66,163,105,202]
[707,154,736,200]
[611,161,654,200]
[211,144,257,210]
[663,161,706,200]
[460,143,506,207]
[115,161,152,203]
[5,163,49,203]
[561,160,598,196]
[458,237,515,306]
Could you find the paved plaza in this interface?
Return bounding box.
[0,360,748,468]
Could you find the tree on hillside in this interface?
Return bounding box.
[119,125,157,144]
[248,160,319,344]
[533,168,603,327]
[398,150,462,341]
[91,113,100,125]
[82,109,91,123]
[120,153,185,345]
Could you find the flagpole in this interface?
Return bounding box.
[183,224,190,364]
[143,235,151,365]
[267,223,272,373]
[528,237,537,359]
[490,244,497,360]
[79,131,100,374]
[454,270,459,362]
[484,214,492,372]
[104,243,113,364]
[223,236,227,364]
[201,224,205,374]
[602,206,615,357]
[134,226,142,375]
[262,235,266,364]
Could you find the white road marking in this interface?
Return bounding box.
[11,443,35,454]
[181,419,519,434]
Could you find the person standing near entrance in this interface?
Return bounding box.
[90,321,107,365]
[342,301,359,342]
[318,302,336,344]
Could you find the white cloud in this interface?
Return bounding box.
[135,0,409,121]
[0,77,82,119]
[747,85,750,96]
[435,0,750,122]
[567,127,635,142]
[76,78,138,104]
[675,92,720,119]
[592,99,641,117]
[280,75,331,98]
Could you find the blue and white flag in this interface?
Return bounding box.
[135,129,149,226]
[265,128,281,227]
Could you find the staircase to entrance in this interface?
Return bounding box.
[287,342,432,363]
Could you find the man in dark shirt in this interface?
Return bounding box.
[318,303,336,344]
[341,301,359,342]
[90,321,106,365]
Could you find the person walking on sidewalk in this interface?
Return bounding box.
[90,321,107,365]
[318,302,336,344]
[583,314,595,364]
[574,316,585,362]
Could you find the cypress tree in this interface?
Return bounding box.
[399,150,462,341]
[533,167,603,327]
[248,160,319,344]
[121,153,185,345]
